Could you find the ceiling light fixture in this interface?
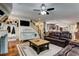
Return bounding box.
[41,11,46,15]
[41,4,46,11]
[33,4,54,15]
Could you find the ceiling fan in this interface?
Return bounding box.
[33,4,54,15]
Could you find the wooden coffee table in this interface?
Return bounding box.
[29,39,50,54]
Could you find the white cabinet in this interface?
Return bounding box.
[19,26,39,41]
[20,32,37,40]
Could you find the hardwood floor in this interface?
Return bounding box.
[0,41,19,56]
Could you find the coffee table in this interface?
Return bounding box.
[29,39,50,54]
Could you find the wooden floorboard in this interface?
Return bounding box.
[0,41,19,56]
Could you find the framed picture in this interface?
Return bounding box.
[47,24,56,31]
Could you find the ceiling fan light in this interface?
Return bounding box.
[41,11,46,15]
[41,6,46,10]
[41,4,46,11]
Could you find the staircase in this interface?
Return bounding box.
[30,20,44,39]
[30,20,42,38]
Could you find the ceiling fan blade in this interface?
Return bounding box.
[46,12,49,15]
[47,8,54,11]
[38,13,41,15]
[33,9,40,11]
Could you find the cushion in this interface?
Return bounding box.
[54,45,75,56]
[67,47,79,56]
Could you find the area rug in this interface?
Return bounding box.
[17,42,63,56]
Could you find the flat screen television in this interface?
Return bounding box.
[20,20,30,26]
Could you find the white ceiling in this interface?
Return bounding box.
[10,3,79,23]
[0,3,12,15]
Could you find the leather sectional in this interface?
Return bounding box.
[44,31,72,47]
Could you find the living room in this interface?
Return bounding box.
[0,3,79,56]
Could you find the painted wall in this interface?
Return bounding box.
[45,21,70,32]
[6,24,17,41]
[45,20,78,40]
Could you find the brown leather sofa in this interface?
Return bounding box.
[44,31,72,47]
